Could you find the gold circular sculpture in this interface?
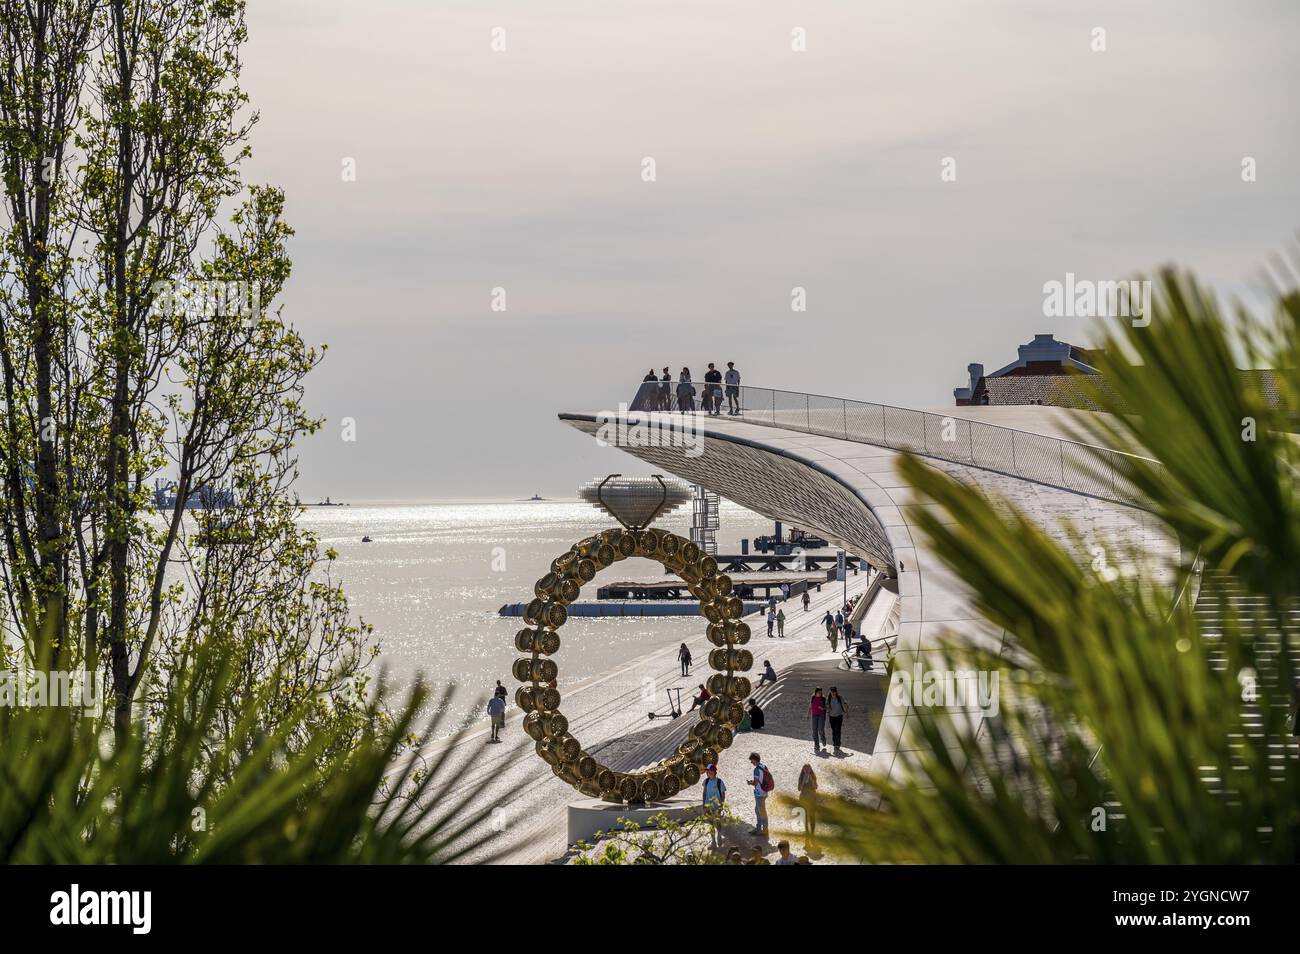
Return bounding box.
[514,525,753,805]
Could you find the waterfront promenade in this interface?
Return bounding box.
[430,570,882,864]
[561,400,1180,799]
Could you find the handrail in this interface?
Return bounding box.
[625,379,1159,507]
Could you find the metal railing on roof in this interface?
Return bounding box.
[627,379,1158,507]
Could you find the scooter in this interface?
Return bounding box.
[648,688,683,721]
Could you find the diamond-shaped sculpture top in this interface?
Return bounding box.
[578,475,691,529]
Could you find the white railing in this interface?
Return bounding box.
[628,380,1158,507]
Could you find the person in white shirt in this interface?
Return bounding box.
[724,362,741,415]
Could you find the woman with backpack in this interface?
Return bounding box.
[797,763,819,847]
[809,687,828,752]
[827,686,848,753]
[748,752,772,837]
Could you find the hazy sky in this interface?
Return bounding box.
[240,1,1300,501]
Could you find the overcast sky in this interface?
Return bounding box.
[240,0,1300,502]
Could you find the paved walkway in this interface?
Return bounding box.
[424,569,881,864]
[707,653,886,863]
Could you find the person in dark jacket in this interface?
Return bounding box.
[703,363,723,416]
[676,368,696,412]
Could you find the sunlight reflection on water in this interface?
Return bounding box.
[296,500,779,732]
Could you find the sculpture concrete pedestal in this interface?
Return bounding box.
[567,795,698,846]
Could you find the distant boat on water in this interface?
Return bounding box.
[529,494,544,501]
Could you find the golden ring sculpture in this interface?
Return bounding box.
[514,526,753,804]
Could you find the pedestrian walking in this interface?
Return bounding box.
[776,607,785,638]
[724,362,741,415]
[827,686,847,752]
[797,764,819,846]
[704,363,723,416]
[486,693,506,742]
[809,687,828,752]
[493,680,508,700]
[766,607,775,638]
[702,763,727,848]
[641,368,658,410]
[802,590,810,612]
[747,752,772,837]
[677,368,695,412]
[678,642,692,676]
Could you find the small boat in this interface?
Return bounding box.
[361,535,373,543]
[529,494,544,501]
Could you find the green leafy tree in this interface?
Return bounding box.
[0,0,371,755]
[572,806,740,865]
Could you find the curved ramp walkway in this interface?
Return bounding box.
[561,403,1177,797]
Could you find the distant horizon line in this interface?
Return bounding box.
[297,496,584,506]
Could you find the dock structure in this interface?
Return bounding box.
[717,552,866,574]
[596,568,830,602]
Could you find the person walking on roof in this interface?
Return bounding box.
[724,362,741,415]
[677,368,695,412]
[704,363,723,416]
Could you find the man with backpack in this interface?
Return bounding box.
[747,751,773,837]
[702,763,727,849]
